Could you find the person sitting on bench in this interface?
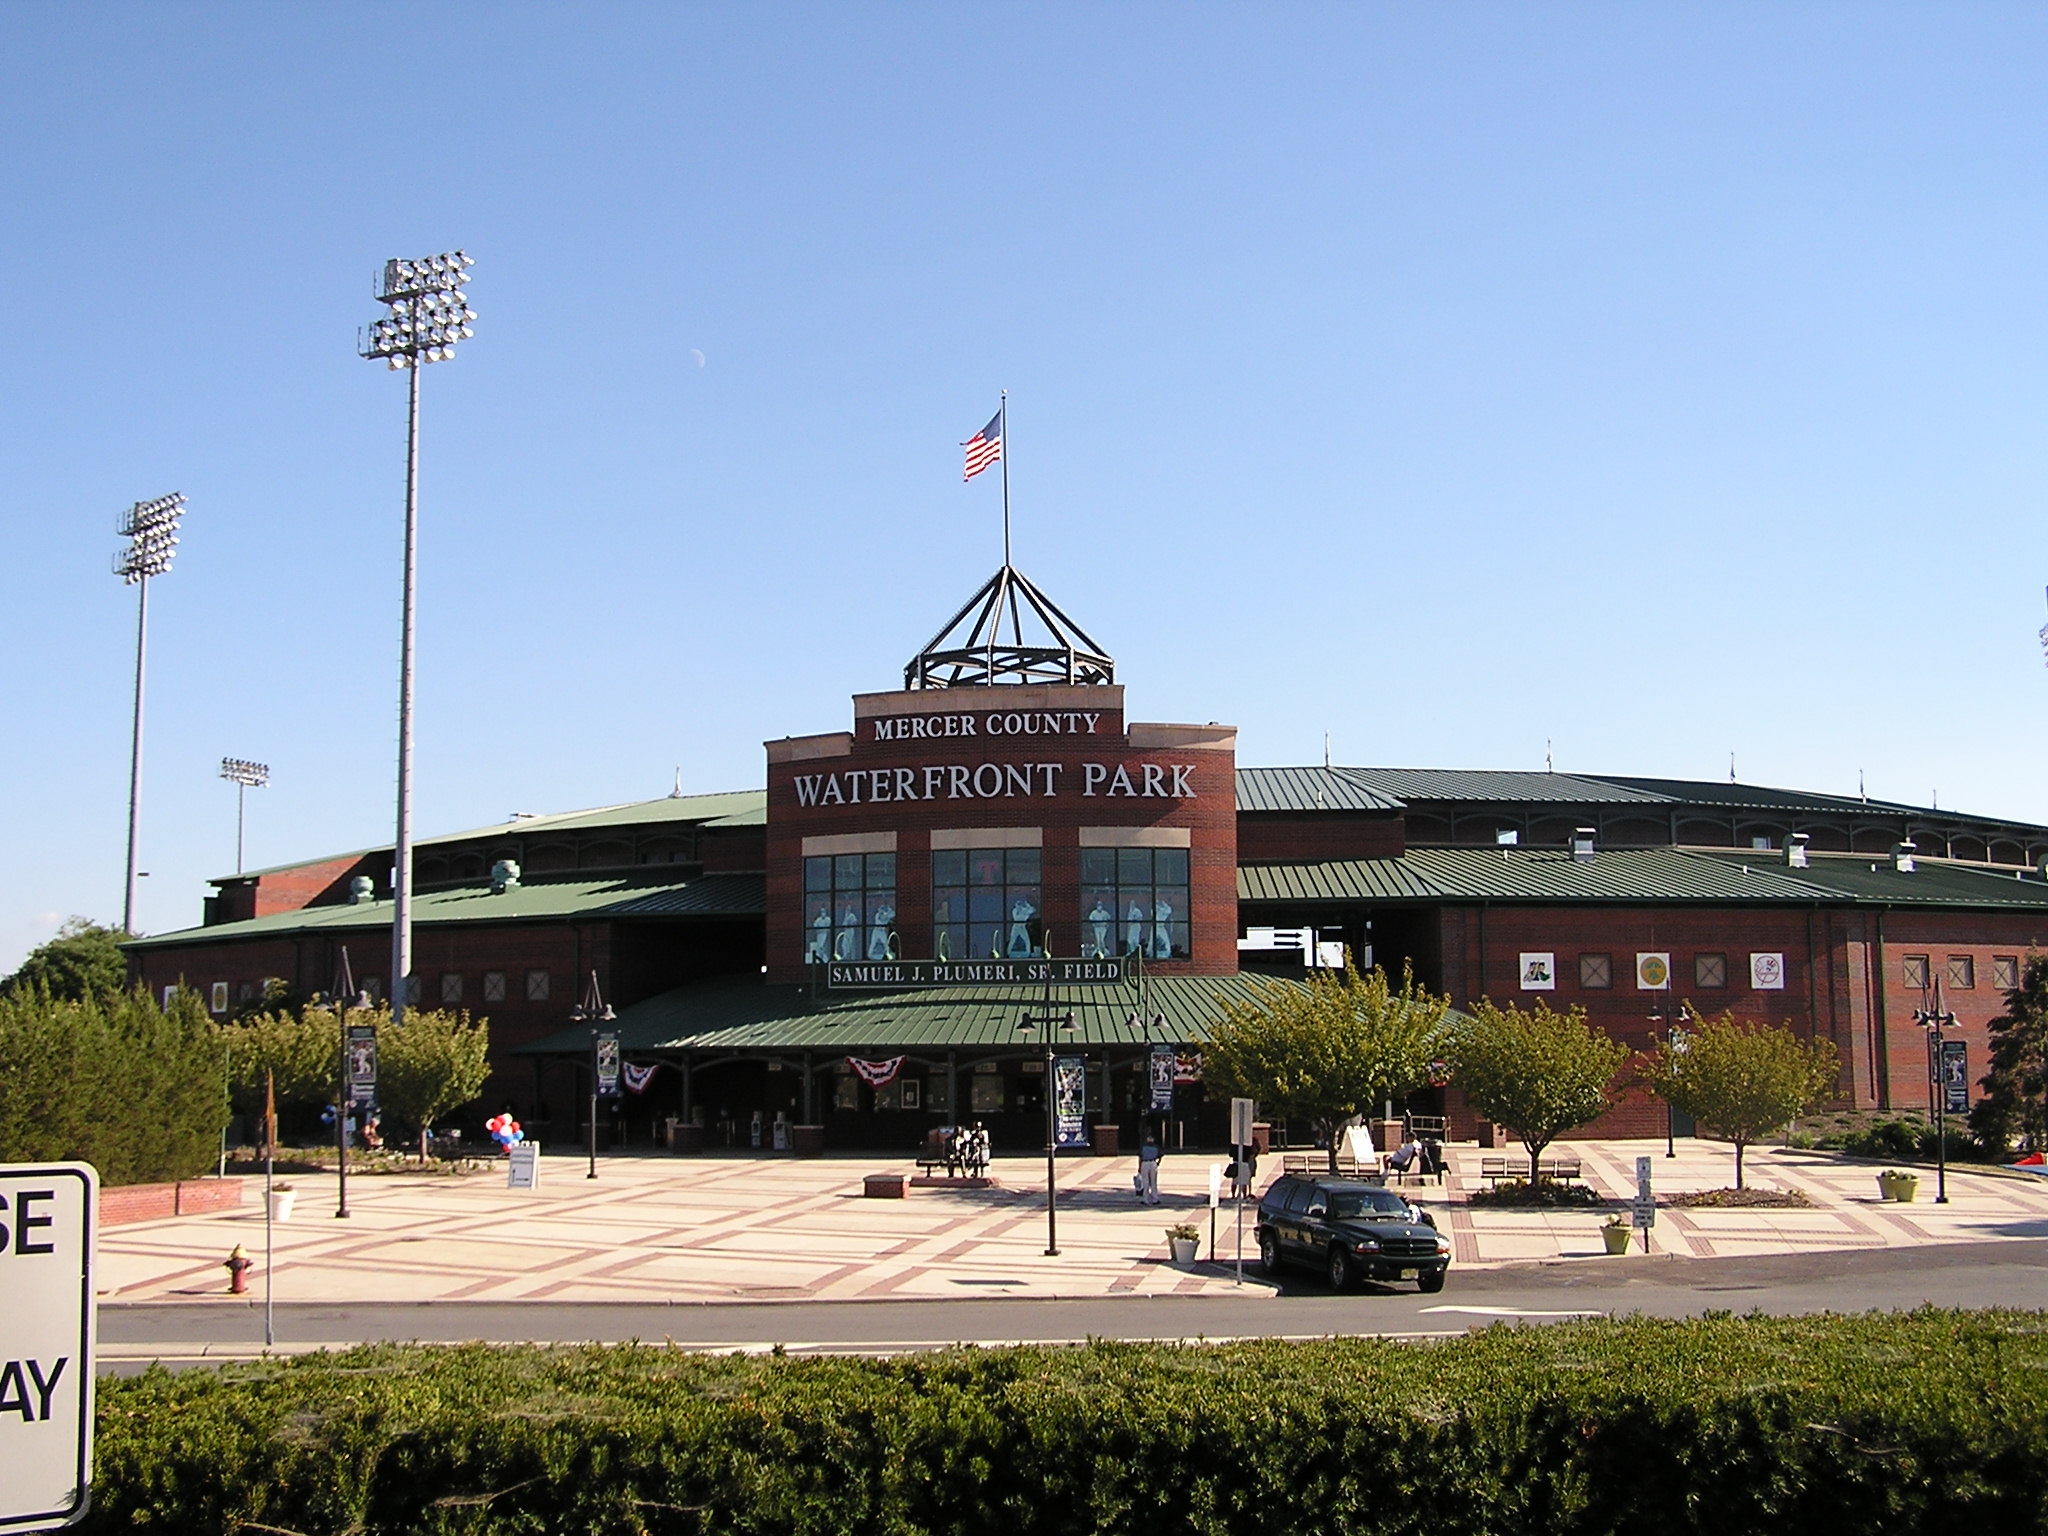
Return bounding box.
[1387,1138,1421,1174]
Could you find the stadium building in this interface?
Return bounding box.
[126,564,2048,1151]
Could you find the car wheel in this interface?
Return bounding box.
[1417,1269,1446,1294]
[1259,1229,1282,1275]
[1327,1244,1355,1292]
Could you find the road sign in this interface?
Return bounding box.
[0,1164,96,1532]
[1635,1156,1653,1199]
[1230,1097,1255,1148]
[506,1143,540,1190]
[1630,1195,1657,1229]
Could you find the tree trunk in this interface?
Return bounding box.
[1733,1138,1746,1190]
[1523,1136,1550,1184]
[420,1128,430,1163]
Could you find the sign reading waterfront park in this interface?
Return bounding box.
[0,1163,95,1533]
[826,957,1129,989]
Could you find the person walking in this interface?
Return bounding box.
[1137,1133,1162,1205]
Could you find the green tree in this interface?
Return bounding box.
[2,918,131,1002]
[1643,1012,1838,1189]
[379,1008,491,1159]
[1971,952,2048,1156]
[0,985,226,1184]
[1204,962,1452,1168]
[1447,999,1629,1180]
[219,1007,335,1129]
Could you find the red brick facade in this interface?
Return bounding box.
[764,685,1238,981]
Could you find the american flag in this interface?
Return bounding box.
[962,406,1003,481]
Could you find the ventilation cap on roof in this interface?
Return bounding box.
[491,859,522,894]
[1571,827,1596,862]
[1891,840,1917,874]
[348,875,375,905]
[1785,832,1810,869]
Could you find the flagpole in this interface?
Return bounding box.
[1000,389,1010,570]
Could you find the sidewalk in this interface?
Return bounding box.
[97,1142,2048,1307]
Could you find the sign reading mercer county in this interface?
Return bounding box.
[826,958,1130,989]
[0,1164,95,1533]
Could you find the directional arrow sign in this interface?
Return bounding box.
[0,1164,95,1531]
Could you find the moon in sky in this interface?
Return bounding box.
[690,348,705,368]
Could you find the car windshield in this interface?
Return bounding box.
[1327,1192,1408,1219]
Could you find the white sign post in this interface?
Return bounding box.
[506,1143,541,1191]
[0,1163,96,1532]
[1632,1154,1656,1252]
[1230,1098,1255,1284]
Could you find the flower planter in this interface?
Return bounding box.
[268,1189,297,1222]
[1877,1172,1896,1201]
[1601,1224,1632,1255]
[1892,1174,1920,1203]
[1168,1236,1200,1268]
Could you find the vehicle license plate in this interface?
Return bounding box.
[1399,1268,1418,1280]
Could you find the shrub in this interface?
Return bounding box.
[1467,1177,1606,1209]
[84,1312,2048,1534]
[0,986,226,1185]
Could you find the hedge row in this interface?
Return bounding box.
[91,1311,2048,1535]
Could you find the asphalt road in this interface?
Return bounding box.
[97,1239,2048,1371]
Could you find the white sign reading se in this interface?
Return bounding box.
[0,1164,96,1533]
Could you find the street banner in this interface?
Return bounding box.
[1940,1039,1970,1115]
[0,1163,96,1531]
[1052,1056,1089,1148]
[826,957,1128,989]
[346,1023,377,1110]
[594,1031,621,1098]
[1148,1042,1176,1113]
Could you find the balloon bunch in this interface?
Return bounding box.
[486,1113,523,1153]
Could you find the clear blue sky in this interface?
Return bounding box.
[6,4,2048,969]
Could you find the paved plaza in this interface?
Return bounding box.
[95,1140,2048,1309]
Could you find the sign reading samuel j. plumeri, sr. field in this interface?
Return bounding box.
[826,958,1129,989]
[0,1164,95,1533]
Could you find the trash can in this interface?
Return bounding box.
[792,1125,826,1157]
[1092,1123,1121,1157]
[1251,1122,1272,1155]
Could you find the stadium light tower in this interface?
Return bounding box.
[219,757,270,875]
[113,492,185,934]
[360,251,476,1025]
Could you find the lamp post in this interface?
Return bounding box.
[325,947,372,1220]
[1913,979,1957,1204]
[570,971,617,1180]
[360,251,476,1029]
[1016,1010,1075,1256]
[219,758,270,875]
[113,492,184,935]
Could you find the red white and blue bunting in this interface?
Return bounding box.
[846,1055,906,1088]
[620,1062,660,1094]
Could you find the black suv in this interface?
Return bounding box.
[1256,1175,1450,1292]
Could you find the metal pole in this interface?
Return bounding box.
[1000,389,1010,570]
[263,1070,274,1349]
[122,573,149,934]
[236,780,247,876]
[391,359,421,1028]
[334,1002,351,1219]
[1044,1041,1058,1255]
[588,1032,599,1180]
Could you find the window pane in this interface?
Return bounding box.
[933,850,965,886]
[804,898,833,962]
[970,922,1002,958]
[1948,955,1975,989]
[1155,848,1189,884]
[1695,954,1727,988]
[1081,849,1116,883]
[1117,848,1152,884]
[834,854,864,889]
[933,889,963,925]
[968,888,1002,923]
[866,852,896,887]
[1579,954,1612,989]
[1903,955,1930,989]
[1007,848,1041,884]
[970,852,1004,885]
[805,857,831,892]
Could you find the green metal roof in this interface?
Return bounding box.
[1235,767,1404,813]
[215,790,765,883]
[1339,768,1672,804]
[517,971,1290,1056]
[125,871,765,950]
[1240,845,2048,909]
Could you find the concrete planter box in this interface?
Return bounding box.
[863,1174,907,1199]
[1092,1124,1121,1157]
[791,1125,826,1158]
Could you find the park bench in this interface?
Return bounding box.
[916,1127,961,1177]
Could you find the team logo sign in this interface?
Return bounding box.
[1750,952,1786,990]
[1518,953,1556,991]
[1636,953,1672,990]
